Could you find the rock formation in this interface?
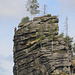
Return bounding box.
[13,14,72,75]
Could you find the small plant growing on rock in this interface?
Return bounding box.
[21,16,29,23]
[38,24,45,48]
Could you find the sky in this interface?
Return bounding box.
[0,0,75,75]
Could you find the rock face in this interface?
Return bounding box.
[13,14,72,75]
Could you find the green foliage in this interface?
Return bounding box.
[21,16,29,23]
[35,61,39,68]
[39,35,45,40]
[26,0,40,15]
[37,24,45,48]
[59,33,64,38]
[59,33,73,47]
[44,14,51,17]
[47,22,56,40]
[38,24,45,40]
[53,50,64,53]
[73,43,75,52]
[64,36,73,47]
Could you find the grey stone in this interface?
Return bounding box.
[13,14,72,75]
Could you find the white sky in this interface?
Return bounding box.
[0,0,29,18]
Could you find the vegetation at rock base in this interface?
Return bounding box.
[59,33,64,38]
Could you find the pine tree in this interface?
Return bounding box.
[64,36,73,47]
[26,0,40,18]
[59,33,73,48]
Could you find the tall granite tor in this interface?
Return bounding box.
[13,14,72,75]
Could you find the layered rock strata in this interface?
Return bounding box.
[13,14,72,75]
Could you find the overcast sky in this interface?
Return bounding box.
[0,0,75,75]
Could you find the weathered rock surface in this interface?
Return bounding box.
[13,14,72,75]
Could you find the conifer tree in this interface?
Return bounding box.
[59,33,73,48]
[64,36,73,47]
[26,0,40,18]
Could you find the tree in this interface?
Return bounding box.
[26,0,40,18]
[59,33,73,47]
[64,36,73,47]
[21,16,29,23]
